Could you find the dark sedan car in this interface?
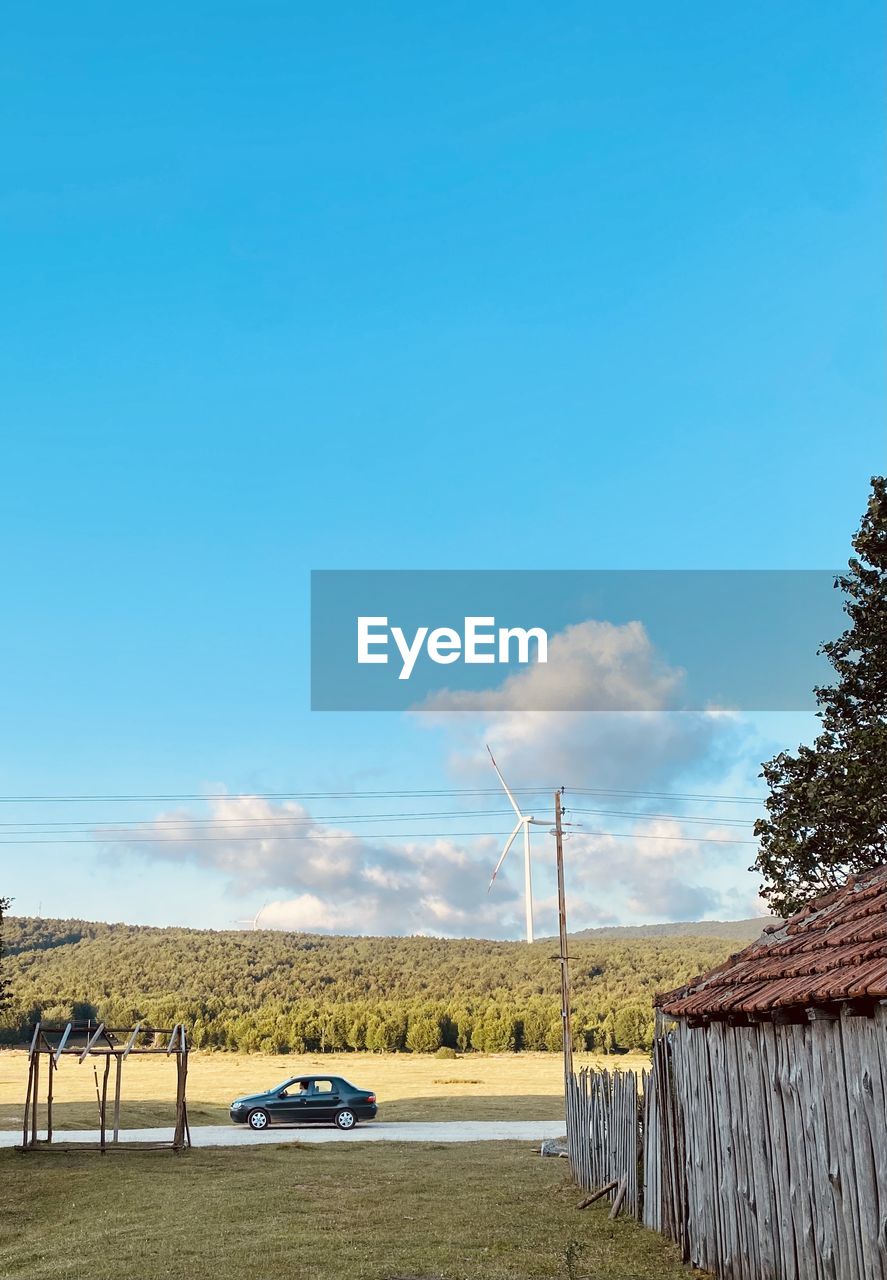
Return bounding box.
[229,1075,377,1131]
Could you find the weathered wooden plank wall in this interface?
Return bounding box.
[566,1008,887,1280]
[655,1008,887,1280]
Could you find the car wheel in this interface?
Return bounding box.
[335,1108,357,1130]
[247,1108,271,1131]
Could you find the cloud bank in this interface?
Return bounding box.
[99,793,535,937]
[102,619,766,935]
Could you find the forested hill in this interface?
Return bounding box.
[568,917,773,942]
[0,915,755,1055]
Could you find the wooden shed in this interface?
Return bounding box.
[652,864,887,1280]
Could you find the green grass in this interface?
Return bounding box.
[0,1142,691,1280]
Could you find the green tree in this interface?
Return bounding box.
[754,477,887,915]
[521,998,553,1051]
[346,1012,368,1052]
[0,898,11,1009]
[405,1010,441,1053]
[613,1002,653,1052]
[451,1008,474,1053]
[475,1006,517,1053]
[599,1011,617,1055]
[543,1009,564,1053]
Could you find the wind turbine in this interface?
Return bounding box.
[233,903,268,931]
[486,744,544,944]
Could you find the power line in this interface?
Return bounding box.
[567,806,753,829]
[0,785,765,804]
[0,803,756,836]
[0,807,526,831]
[568,787,763,806]
[577,828,755,846]
[0,830,510,843]
[0,828,757,846]
[0,788,544,803]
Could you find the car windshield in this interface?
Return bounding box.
[269,1079,296,1093]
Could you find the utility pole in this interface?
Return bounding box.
[554,787,574,1087]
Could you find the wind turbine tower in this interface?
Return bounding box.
[486,744,542,944]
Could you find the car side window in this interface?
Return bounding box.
[313,1079,334,1094]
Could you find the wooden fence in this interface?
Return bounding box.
[566,1006,887,1280]
[565,1066,645,1219]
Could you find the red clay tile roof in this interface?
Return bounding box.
[657,864,887,1019]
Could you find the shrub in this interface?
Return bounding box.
[434,1046,458,1059]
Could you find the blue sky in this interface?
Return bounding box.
[1,3,884,935]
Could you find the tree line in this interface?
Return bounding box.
[0,916,747,1054]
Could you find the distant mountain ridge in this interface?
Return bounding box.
[6,913,775,952]
[568,917,774,943]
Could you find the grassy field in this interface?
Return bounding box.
[0,1141,692,1280]
[0,1049,651,1132]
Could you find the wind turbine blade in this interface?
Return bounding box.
[488,818,524,892]
[486,744,524,819]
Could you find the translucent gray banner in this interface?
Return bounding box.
[310,570,842,711]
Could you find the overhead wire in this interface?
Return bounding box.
[0,832,756,845]
[0,828,757,847]
[0,803,756,834]
[0,785,765,804]
[0,776,763,851]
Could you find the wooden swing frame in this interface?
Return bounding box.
[20,1020,191,1153]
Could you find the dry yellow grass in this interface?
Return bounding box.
[0,1048,650,1131]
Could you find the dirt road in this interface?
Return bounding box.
[1,1119,566,1149]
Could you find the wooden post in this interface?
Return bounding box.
[173,1054,185,1150]
[112,1053,123,1143]
[79,1022,106,1063]
[53,1022,73,1065]
[46,1055,54,1143]
[554,788,574,1086]
[22,1056,34,1149]
[172,1028,190,1150]
[31,1051,40,1147]
[578,1179,619,1208]
[609,1176,628,1220]
[122,1022,140,1059]
[181,1038,191,1148]
[99,1055,111,1154]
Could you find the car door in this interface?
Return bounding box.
[302,1078,340,1122]
[268,1080,310,1124]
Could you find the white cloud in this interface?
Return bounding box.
[260,894,364,933]
[563,819,755,923]
[421,619,684,713]
[418,618,741,793]
[99,797,524,937]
